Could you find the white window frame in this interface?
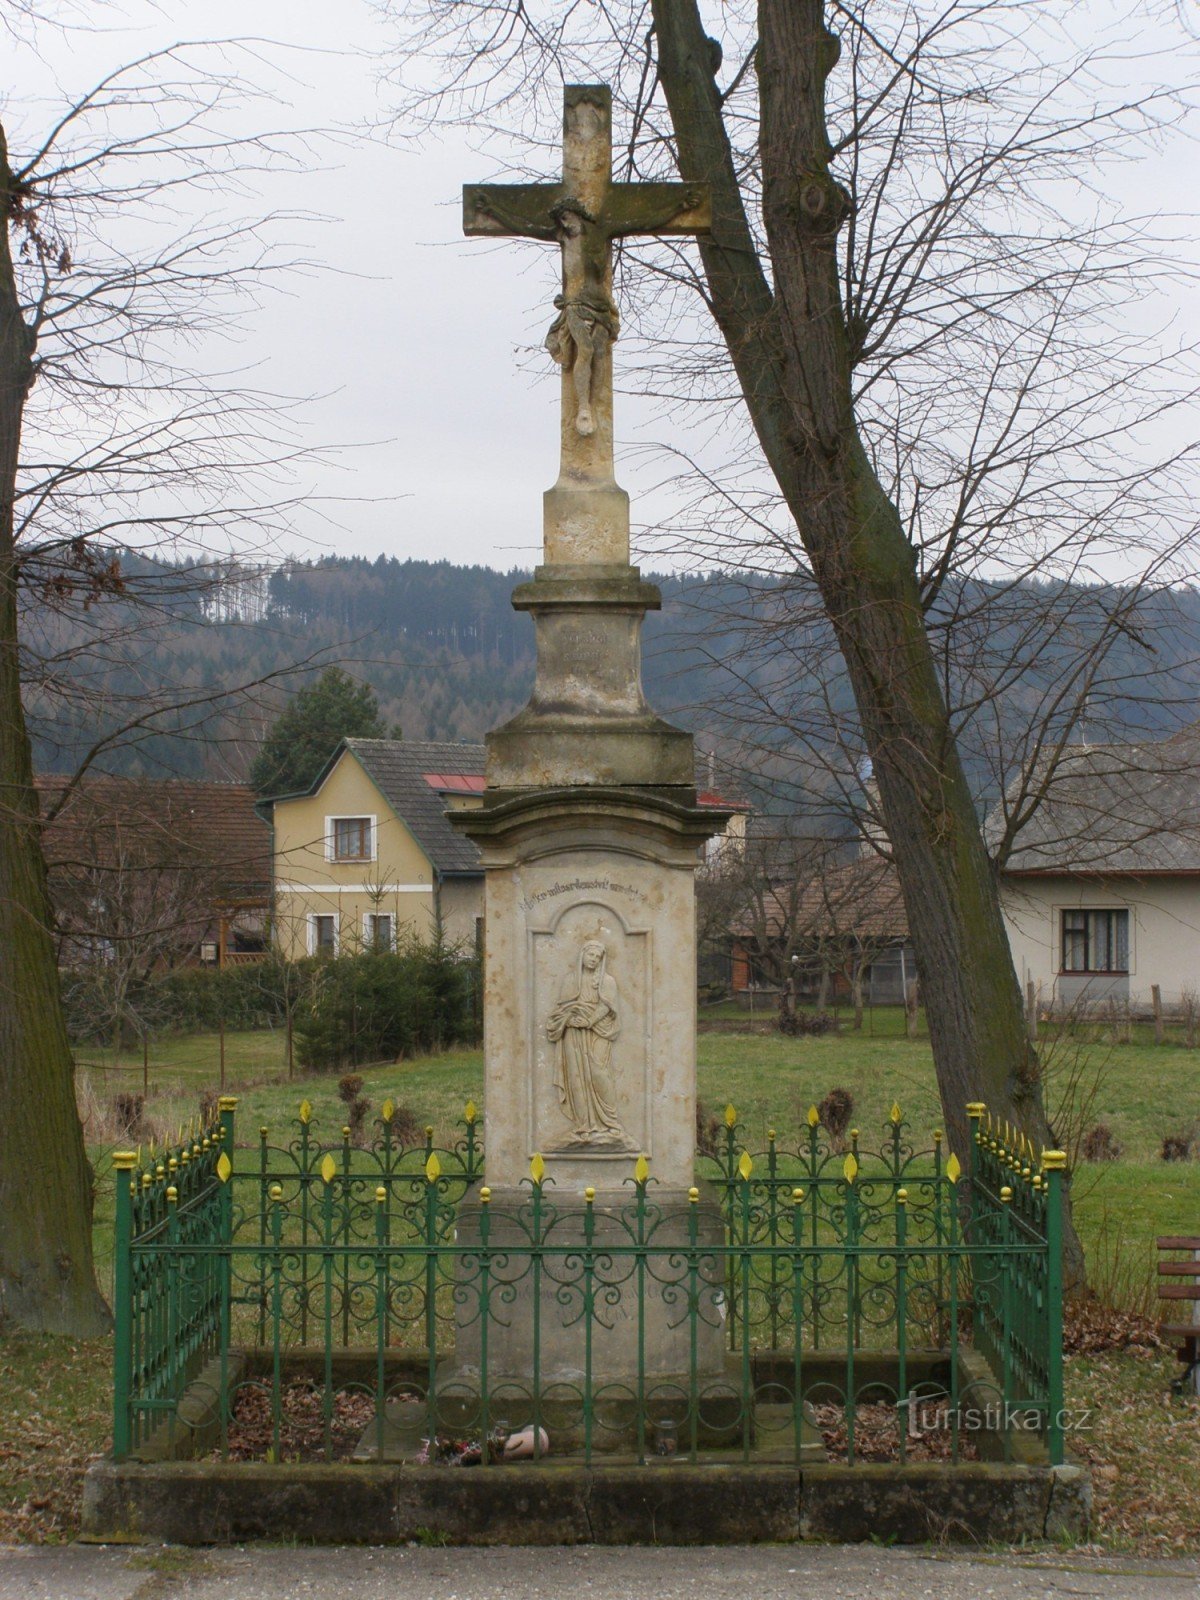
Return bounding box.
[325,814,377,864]
[362,911,394,952]
[307,912,339,956]
[1057,905,1132,976]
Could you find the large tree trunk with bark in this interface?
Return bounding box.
[0,127,110,1334]
[652,0,1082,1281]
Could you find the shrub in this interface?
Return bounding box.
[295,938,479,1073]
[387,1103,423,1148]
[337,1073,370,1144]
[1081,1123,1123,1162]
[111,1092,146,1140]
[818,1087,854,1148]
[695,1101,722,1159]
[1161,1130,1195,1162]
[778,1005,836,1037]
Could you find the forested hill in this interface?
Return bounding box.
[24,555,771,781]
[24,552,1200,809]
[260,557,754,742]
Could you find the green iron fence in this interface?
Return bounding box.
[110,1095,1067,1467]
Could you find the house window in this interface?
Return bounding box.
[309,914,338,956]
[364,912,393,952]
[329,816,374,862]
[1061,909,1129,974]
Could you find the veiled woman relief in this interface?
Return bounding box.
[545,938,634,1150]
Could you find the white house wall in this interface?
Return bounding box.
[1000,874,1200,1013]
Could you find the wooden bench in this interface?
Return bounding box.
[1157,1236,1200,1395]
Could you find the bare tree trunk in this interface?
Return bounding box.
[652,0,1080,1281]
[1152,984,1163,1045]
[851,959,864,1032]
[0,127,109,1334]
[905,981,919,1040]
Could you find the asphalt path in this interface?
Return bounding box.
[0,1544,1197,1600]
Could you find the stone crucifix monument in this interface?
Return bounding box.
[449,85,731,1409]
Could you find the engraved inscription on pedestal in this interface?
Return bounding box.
[526,887,650,1162]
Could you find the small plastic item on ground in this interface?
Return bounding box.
[503,1424,550,1459]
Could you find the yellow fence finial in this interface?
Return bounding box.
[737,1150,753,1182]
[635,1153,650,1186]
[724,1104,737,1129]
[425,1151,442,1184]
[530,1152,545,1185]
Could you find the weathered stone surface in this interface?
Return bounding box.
[459,789,722,1193]
[81,1458,1089,1546]
[447,1188,729,1394]
[131,1352,246,1463]
[585,1465,801,1543]
[799,1461,1090,1544]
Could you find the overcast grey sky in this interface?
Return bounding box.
[7,0,1199,577]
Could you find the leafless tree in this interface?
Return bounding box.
[379,0,1200,1278]
[2,37,332,1333]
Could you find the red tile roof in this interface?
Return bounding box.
[422,771,487,794]
[35,775,271,900]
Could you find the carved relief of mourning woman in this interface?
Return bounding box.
[546,938,632,1149]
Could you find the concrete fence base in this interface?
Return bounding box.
[81,1458,1091,1547]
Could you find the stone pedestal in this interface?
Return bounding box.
[461,785,720,1192]
[448,1186,728,1378]
[449,784,731,1405]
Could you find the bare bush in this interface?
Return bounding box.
[1081,1124,1123,1163]
[818,1087,855,1151]
[1161,1130,1195,1162]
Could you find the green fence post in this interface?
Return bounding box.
[375,1185,388,1459]
[965,1103,986,1230]
[1043,1149,1067,1465]
[999,1183,1015,1463]
[791,1186,805,1467]
[896,1186,908,1464]
[111,1151,138,1461]
[687,1186,701,1463]
[217,1096,238,1455]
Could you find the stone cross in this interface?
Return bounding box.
[464,85,710,563]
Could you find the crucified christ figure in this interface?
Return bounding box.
[543,202,620,438]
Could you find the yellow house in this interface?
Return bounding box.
[262,736,747,962]
[263,739,486,960]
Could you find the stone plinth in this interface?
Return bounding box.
[447,1187,728,1386]
[485,567,694,790]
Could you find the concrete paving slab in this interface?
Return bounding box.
[1,1543,1199,1600]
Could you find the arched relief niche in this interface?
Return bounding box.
[526,893,651,1160]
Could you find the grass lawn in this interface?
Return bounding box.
[8,1017,1190,1550]
[78,1018,1200,1304]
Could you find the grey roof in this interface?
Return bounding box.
[309,738,749,877]
[998,732,1200,874]
[346,739,485,876]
